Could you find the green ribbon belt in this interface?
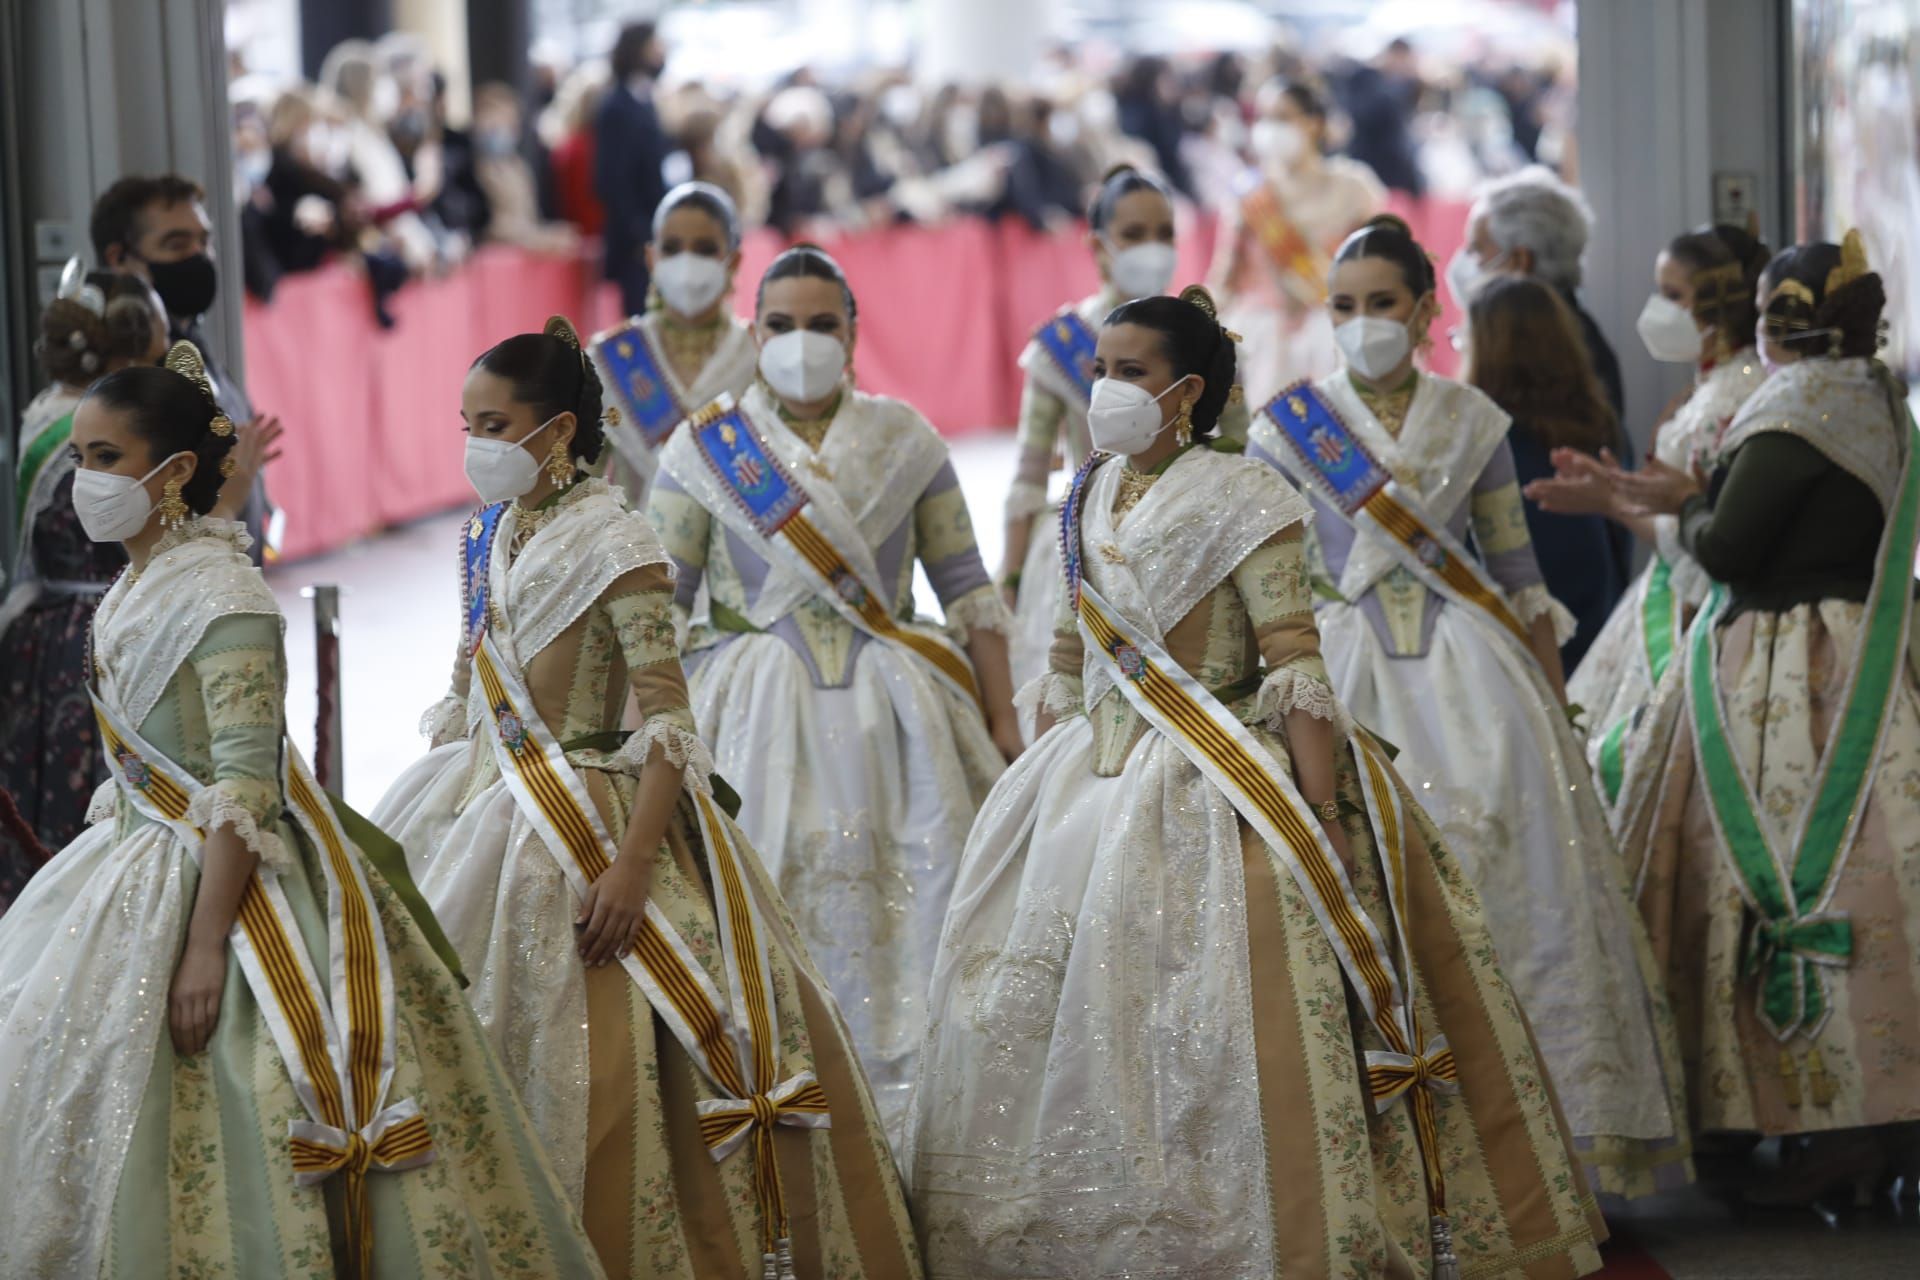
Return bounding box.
[1687,415,1920,1039]
[1598,556,1676,806]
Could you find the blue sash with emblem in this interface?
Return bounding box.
[1265,382,1392,514]
[460,502,508,654]
[591,321,684,450]
[1035,310,1099,403]
[688,403,809,537]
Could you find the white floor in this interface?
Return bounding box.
[267,433,1024,809]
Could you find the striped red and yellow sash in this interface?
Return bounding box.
[472,630,829,1267]
[90,694,429,1277]
[1076,581,1460,1276]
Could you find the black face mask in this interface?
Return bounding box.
[143,252,219,320]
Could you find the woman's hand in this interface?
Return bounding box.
[1610,455,1705,517]
[1522,447,1617,516]
[577,853,654,968]
[169,940,228,1055]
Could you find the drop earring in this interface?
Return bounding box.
[1173,396,1196,447]
[546,438,574,488]
[158,478,189,529]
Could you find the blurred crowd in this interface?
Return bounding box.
[226,24,1574,317]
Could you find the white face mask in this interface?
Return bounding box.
[1104,240,1177,300]
[759,330,847,403]
[1251,119,1307,167]
[653,252,729,317]
[463,416,557,504]
[1445,248,1491,309]
[71,452,186,543]
[1334,316,1413,380]
[1087,376,1186,455]
[1636,293,1704,364]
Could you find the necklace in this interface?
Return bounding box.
[658,312,726,374]
[1113,465,1157,517]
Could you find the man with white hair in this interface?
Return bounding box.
[1450,165,1624,423]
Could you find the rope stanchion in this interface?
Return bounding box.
[301,585,344,792]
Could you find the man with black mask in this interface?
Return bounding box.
[91,174,275,562]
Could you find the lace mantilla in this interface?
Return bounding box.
[1251,666,1352,737]
[944,587,1011,637]
[183,785,297,876]
[1510,584,1579,647]
[578,716,715,795]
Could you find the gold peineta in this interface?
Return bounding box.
[542,314,583,352]
[1826,228,1870,296]
[163,339,218,406]
[1179,283,1219,320]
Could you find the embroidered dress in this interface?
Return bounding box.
[1616,357,1920,1137]
[374,478,921,1278]
[1246,370,1692,1195]
[1213,156,1383,402]
[1,384,124,855]
[649,384,1008,1142]
[1006,294,1253,693]
[593,310,757,503]
[1568,355,1767,819]
[0,519,601,1279]
[906,446,1604,1279]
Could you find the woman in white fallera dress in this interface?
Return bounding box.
[372,318,923,1278]
[648,247,1021,1143]
[908,290,1606,1279]
[1531,224,1772,819]
[1243,215,1692,1196]
[1208,78,1384,403]
[589,182,758,503]
[0,346,601,1279]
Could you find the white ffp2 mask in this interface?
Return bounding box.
[1087,376,1185,455]
[653,253,729,317]
[464,416,557,503]
[1636,293,1704,364]
[759,330,847,403]
[1334,316,1413,380]
[1104,241,1177,300]
[71,452,188,543]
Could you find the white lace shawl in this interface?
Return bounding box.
[1717,357,1907,515]
[1077,448,1313,714]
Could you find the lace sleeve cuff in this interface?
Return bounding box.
[944,586,1011,637]
[1510,583,1579,647]
[585,715,715,796]
[1014,670,1083,732]
[86,780,118,827]
[185,784,297,876]
[419,695,468,748]
[1004,481,1051,521]
[1252,666,1353,738]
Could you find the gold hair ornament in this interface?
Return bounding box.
[1826,228,1870,296]
[163,339,233,436]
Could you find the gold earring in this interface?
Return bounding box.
[158,478,189,529]
[1173,397,1195,447]
[545,438,573,488]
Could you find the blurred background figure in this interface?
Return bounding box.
[594,21,673,315]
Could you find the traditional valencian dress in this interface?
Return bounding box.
[906,443,1605,1279]
[1214,155,1383,402]
[0,518,602,1279]
[1245,371,1692,1195]
[1616,357,1920,1138]
[1569,353,1767,819]
[373,477,921,1278]
[1006,293,1253,692]
[590,308,757,502]
[1,383,124,854]
[648,385,1007,1143]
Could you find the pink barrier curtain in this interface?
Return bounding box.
[245,202,1466,562]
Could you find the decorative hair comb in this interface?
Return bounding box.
[163,339,233,436]
[1178,284,1244,342]
[1826,228,1870,296]
[56,257,105,317]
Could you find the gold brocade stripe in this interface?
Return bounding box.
[633,919,750,1098]
[783,515,983,705]
[700,792,777,1090]
[1361,491,1529,645]
[286,764,385,1128]
[236,879,349,1129]
[1078,600,1411,1057]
